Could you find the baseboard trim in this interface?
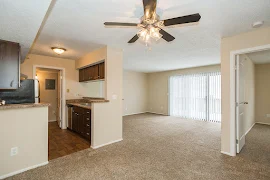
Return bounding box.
[0,161,48,179]
[221,151,234,156]
[256,122,270,126]
[48,120,56,122]
[91,139,123,149]
[123,112,148,116]
[145,111,168,116]
[245,123,255,136]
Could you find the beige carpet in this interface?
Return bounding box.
[6,113,270,180]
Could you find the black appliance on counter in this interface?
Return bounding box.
[0,79,38,104]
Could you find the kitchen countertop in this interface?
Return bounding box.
[67,102,91,110]
[66,97,109,109]
[66,97,109,103]
[0,103,50,110]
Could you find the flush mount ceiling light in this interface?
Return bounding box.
[252,21,264,28]
[104,0,201,46]
[51,47,66,55]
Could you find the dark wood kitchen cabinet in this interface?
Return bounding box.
[99,62,105,79]
[72,106,91,142]
[0,40,20,89]
[79,68,85,82]
[78,61,105,82]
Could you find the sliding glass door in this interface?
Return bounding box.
[169,72,221,123]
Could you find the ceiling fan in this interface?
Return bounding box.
[104,0,201,44]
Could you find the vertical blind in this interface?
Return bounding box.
[170,72,221,123]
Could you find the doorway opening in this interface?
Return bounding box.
[36,68,61,126]
[169,72,221,123]
[231,44,270,158]
[34,65,90,160]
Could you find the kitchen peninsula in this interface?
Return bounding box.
[66,97,109,146]
[0,103,50,177]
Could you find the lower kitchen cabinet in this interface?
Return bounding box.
[72,106,91,142]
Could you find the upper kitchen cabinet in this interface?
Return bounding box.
[78,61,105,82]
[99,62,105,79]
[0,40,20,89]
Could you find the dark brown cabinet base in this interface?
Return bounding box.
[72,106,91,142]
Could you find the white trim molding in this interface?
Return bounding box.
[256,122,270,126]
[245,123,255,136]
[91,139,123,149]
[221,151,233,156]
[123,112,148,116]
[0,161,48,179]
[229,44,270,157]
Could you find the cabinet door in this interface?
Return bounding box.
[72,111,78,133]
[93,65,99,80]
[0,40,20,89]
[99,62,105,79]
[79,69,84,82]
[78,113,84,135]
[86,66,94,81]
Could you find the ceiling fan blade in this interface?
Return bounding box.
[104,22,138,27]
[159,29,175,42]
[128,35,139,43]
[143,0,157,20]
[163,13,201,26]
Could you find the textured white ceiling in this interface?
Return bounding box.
[247,49,270,64]
[0,0,52,60]
[30,0,270,72]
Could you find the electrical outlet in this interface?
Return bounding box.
[125,107,128,111]
[10,147,18,156]
[266,114,270,118]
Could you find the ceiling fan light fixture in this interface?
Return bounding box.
[51,47,66,55]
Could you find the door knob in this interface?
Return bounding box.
[244,102,248,104]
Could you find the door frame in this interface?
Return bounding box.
[33,65,66,129]
[229,44,270,156]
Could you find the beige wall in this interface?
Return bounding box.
[37,71,58,121]
[221,27,270,154]
[21,54,103,99]
[0,107,48,178]
[79,46,123,148]
[147,65,221,115]
[241,55,255,133]
[76,47,106,69]
[255,63,270,124]
[123,70,148,116]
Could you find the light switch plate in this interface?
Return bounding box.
[266,114,270,118]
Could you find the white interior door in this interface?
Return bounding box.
[236,55,246,153]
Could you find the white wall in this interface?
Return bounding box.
[123,70,148,116]
[0,107,48,178]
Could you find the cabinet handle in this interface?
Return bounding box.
[87,133,89,135]
[87,112,90,114]
[87,124,90,127]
